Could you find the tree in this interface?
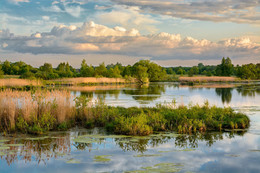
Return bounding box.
[188,66,199,77]
[134,65,149,83]
[0,65,4,78]
[95,62,107,77]
[216,57,233,76]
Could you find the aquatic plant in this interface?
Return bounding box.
[0,89,250,135]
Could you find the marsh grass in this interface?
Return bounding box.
[0,90,250,135]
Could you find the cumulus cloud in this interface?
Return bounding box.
[110,0,260,25]
[0,22,259,61]
[42,0,83,17]
[8,0,29,5]
[95,5,159,33]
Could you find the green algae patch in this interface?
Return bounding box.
[94,155,111,162]
[0,139,10,143]
[0,146,10,150]
[125,162,183,173]
[73,137,100,144]
[4,143,24,147]
[226,154,240,157]
[177,148,196,152]
[158,150,173,153]
[77,134,130,139]
[134,154,162,157]
[66,159,81,164]
[249,149,260,152]
[25,136,50,140]
[0,152,7,156]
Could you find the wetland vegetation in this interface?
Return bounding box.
[0,89,249,135]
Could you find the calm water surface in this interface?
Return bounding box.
[1,82,260,173]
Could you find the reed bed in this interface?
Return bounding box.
[52,77,132,85]
[0,89,250,135]
[179,76,238,82]
[0,79,42,87]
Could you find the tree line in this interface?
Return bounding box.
[0,59,167,83]
[165,57,260,80]
[0,57,259,81]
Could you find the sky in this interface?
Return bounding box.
[0,0,259,67]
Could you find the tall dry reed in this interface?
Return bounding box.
[0,89,75,132]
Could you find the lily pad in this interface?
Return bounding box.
[66,159,81,164]
[0,139,10,143]
[0,146,10,150]
[226,154,240,157]
[0,152,7,156]
[4,144,24,147]
[73,137,100,144]
[94,155,111,162]
[249,149,260,152]
[177,148,196,152]
[134,154,162,157]
[125,162,183,173]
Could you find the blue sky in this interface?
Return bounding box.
[0,0,259,67]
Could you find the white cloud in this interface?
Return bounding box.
[8,0,29,5]
[95,5,159,33]
[42,16,50,21]
[0,21,259,62]
[111,0,260,25]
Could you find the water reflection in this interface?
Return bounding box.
[122,84,166,104]
[70,83,260,105]
[0,134,70,165]
[215,88,233,104]
[0,130,247,165]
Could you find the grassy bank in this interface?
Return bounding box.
[0,90,249,135]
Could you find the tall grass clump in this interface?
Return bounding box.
[0,89,75,134]
[0,89,250,135]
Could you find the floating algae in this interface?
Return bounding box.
[0,139,10,143]
[125,162,183,173]
[134,154,162,157]
[25,136,50,140]
[66,158,81,164]
[249,149,260,152]
[159,148,195,153]
[94,155,111,162]
[226,154,240,157]
[0,146,10,150]
[4,143,24,147]
[0,151,7,156]
[73,137,100,144]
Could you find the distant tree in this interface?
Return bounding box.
[0,65,4,78]
[188,66,199,77]
[56,62,74,77]
[2,60,11,74]
[122,65,132,77]
[135,65,149,84]
[95,62,107,77]
[36,63,59,79]
[108,66,122,78]
[216,57,233,76]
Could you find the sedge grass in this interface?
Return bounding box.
[0,89,250,135]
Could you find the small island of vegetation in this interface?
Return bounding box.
[0,89,249,135]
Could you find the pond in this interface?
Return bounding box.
[0,82,260,173]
